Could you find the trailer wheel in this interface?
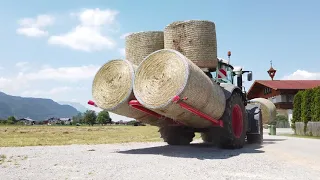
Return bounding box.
[219,92,247,149]
[159,126,195,145]
[200,128,219,145]
[247,118,263,144]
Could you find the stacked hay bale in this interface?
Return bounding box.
[249,98,277,124]
[91,31,165,126]
[133,49,226,128]
[164,20,218,69]
[125,31,164,66]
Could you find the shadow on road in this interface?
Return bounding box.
[117,138,287,160]
[117,142,265,160]
[262,138,286,145]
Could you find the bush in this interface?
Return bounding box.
[292,91,303,129]
[312,87,320,122]
[301,89,313,124]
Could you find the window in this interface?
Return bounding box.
[264,87,272,95]
[287,94,294,102]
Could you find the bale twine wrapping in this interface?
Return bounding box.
[249,98,276,124]
[164,20,218,69]
[133,49,226,128]
[125,31,164,66]
[92,59,161,126]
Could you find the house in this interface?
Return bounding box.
[247,62,320,125]
[18,118,36,125]
[46,117,59,125]
[59,118,72,125]
[45,117,72,125]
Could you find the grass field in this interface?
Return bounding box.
[0,125,201,147]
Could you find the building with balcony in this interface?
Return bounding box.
[247,80,320,124]
[246,61,320,125]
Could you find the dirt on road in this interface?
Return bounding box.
[1,130,320,180]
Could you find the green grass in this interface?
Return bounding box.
[0,125,201,147]
[280,134,320,139]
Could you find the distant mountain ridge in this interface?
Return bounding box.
[58,101,88,113]
[0,91,79,120]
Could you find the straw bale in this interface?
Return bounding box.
[133,49,226,128]
[91,59,162,126]
[164,20,218,69]
[249,98,276,124]
[125,31,164,66]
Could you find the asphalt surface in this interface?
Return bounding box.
[1,128,320,180]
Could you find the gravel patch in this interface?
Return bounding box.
[1,131,320,180]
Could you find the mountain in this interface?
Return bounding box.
[58,101,88,113]
[0,91,79,120]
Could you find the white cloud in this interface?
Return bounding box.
[15,61,30,72]
[21,87,73,97]
[120,32,132,39]
[48,8,118,52]
[21,86,85,97]
[0,77,30,93]
[17,64,100,82]
[0,66,3,70]
[15,61,29,67]
[0,64,100,95]
[282,70,320,80]
[16,14,54,37]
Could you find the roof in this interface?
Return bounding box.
[251,80,320,90]
[19,118,34,121]
[247,80,320,99]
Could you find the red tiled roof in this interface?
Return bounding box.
[247,80,320,100]
[252,80,320,90]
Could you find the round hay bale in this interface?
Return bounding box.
[133,49,226,128]
[92,59,161,126]
[249,98,277,124]
[164,20,218,69]
[125,31,164,66]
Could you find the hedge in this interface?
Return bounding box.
[292,86,320,136]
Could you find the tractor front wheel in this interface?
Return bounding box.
[218,92,247,149]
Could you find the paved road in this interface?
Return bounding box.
[1,129,320,180]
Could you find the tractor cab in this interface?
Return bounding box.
[207,57,253,91]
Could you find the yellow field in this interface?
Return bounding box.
[0,125,201,147]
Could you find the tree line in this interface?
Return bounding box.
[72,110,112,126]
[292,86,320,127]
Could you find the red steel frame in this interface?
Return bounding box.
[88,96,224,127]
[128,100,185,126]
[172,96,223,127]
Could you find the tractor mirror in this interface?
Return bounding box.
[247,72,252,81]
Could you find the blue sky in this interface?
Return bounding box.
[0,0,320,121]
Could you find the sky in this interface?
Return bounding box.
[0,0,320,121]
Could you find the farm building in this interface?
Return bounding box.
[18,118,36,125]
[247,63,320,125]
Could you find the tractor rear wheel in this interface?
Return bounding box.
[218,92,247,149]
[159,126,195,145]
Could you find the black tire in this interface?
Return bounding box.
[159,126,195,145]
[200,127,220,145]
[247,115,263,144]
[218,92,247,149]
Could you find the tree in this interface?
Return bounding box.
[83,110,97,126]
[312,86,320,122]
[292,90,302,125]
[97,110,112,125]
[301,89,313,124]
[72,112,84,124]
[7,116,16,124]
